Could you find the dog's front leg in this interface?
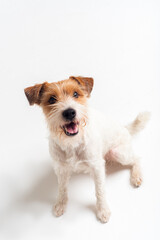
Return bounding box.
[93,165,111,223]
[54,169,70,217]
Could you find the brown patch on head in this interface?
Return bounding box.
[32,78,90,115]
[69,76,94,97]
[24,76,94,118]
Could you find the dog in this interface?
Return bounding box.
[24,76,150,223]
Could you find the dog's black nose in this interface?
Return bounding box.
[62,108,76,121]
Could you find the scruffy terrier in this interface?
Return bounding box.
[24,76,150,223]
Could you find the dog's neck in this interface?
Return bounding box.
[49,124,89,156]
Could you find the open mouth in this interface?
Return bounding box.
[62,121,79,136]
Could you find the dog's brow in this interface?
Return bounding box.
[53,83,61,92]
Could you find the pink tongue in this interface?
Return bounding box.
[66,123,78,134]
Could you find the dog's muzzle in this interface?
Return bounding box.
[62,108,79,136]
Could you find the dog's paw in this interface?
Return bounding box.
[131,175,142,187]
[97,208,111,223]
[130,164,143,187]
[54,202,66,217]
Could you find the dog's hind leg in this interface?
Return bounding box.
[106,144,142,187]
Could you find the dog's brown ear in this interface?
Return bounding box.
[24,82,47,105]
[69,76,94,97]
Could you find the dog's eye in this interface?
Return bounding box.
[73,92,79,98]
[48,96,56,104]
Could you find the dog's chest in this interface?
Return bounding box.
[49,137,93,173]
[58,144,91,173]
[65,146,90,172]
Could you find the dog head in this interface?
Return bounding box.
[24,76,94,146]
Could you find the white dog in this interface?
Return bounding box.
[24,76,150,223]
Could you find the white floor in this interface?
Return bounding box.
[0,1,160,240]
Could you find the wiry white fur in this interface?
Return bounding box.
[48,98,149,223]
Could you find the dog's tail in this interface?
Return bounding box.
[126,111,151,136]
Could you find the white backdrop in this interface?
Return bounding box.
[0,0,160,240]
